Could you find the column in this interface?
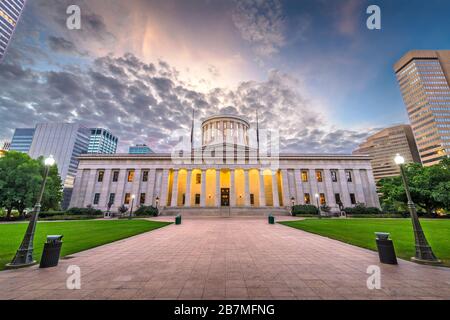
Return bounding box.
[271,171,280,207]
[70,168,85,208]
[281,169,290,207]
[159,169,170,207]
[146,169,156,206]
[323,169,336,207]
[131,169,141,206]
[100,169,112,208]
[83,169,97,207]
[353,169,366,205]
[185,169,192,207]
[294,169,303,204]
[244,169,250,206]
[170,169,179,207]
[338,169,351,207]
[200,169,206,207]
[259,169,266,207]
[115,169,127,205]
[366,169,381,208]
[230,169,236,207]
[215,169,221,207]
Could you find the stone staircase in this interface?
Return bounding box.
[159,207,290,217]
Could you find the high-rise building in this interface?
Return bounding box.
[88,128,118,154]
[9,127,34,152]
[129,144,153,154]
[0,0,27,62]
[28,123,90,208]
[394,50,450,166]
[1,140,10,150]
[353,124,421,182]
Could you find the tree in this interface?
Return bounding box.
[0,151,63,219]
[378,158,450,215]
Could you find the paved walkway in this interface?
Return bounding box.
[1,217,450,300]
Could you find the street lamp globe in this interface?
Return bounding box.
[394,153,405,165]
[45,155,55,166]
[131,194,136,199]
[314,193,319,199]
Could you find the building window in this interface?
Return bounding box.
[97,170,104,182]
[316,170,323,182]
[142,170,149,182]
[331,170,338,182]
[140,193,146,205]
[320,193,326,205]
[301,170,308,182]
[350,193,356,205]
[250,194,255,205]
[304,193,311,204]
[127,170,135,182]
[346,170,353,182]
[112,171,119,182]
[196,173,201,184]
[195,194,200,205]
[93,193,100,205]
[335,193,341,205]
[108,193,115,205]
[124,193,131,205]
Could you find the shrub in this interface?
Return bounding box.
[292,205,319,215]
[118,204,129,214]
[345,203,381,215]
[66,207,103,216]
[134,205,159,217]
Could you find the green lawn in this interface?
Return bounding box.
[0,219,171,270]
[279,218,450,266]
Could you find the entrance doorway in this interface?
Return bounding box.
[221,188,230,206]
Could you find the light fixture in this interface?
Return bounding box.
[131,194,136,199]
[314,193,319,199]
[394,153,405,165]
[44,155,55,166]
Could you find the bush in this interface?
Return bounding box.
[118,204,129,214]
[39,211,66,218]
[39,214,102,221]
[66,207,103,216]
[134,205,159,217]
[292,205,319,215]
[345,203,381,215]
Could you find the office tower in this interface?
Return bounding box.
[28,123,90,208]
[353,124,421,182]
[88,128,118,154]
[1,140,10,150]
[129,144,153,154]
[0,0,27,62]
[394,50,450,166]
[9,127,34,152]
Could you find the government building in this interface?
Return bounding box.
[69,113,380,215]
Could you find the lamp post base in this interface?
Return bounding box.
[5,261,37,269]
[411,257,442,266]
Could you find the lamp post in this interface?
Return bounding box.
[129,194,135,220]
[7,155,55,268]
[315,193,321,219]
[394,154,441,265]
[290,196,295,216]
[155,196,160,215]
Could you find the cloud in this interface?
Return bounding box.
[232,0,285,59]
[0,52,372,154]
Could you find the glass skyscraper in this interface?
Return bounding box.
[129,144,153,154]
[88,128,118,154]
[9,127,34,152]
[394,50,450,166]
[0,0,26,62]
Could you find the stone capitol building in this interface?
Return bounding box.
[69,113,380,215]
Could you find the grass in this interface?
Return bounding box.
[0,219,171,271]
[279,218,450,266]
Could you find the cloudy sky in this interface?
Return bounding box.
[1,0,449,153]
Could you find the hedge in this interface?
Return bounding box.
[134,205,159,217]
[292,205,319,215]
[66,207,103,216]
[344,205,381,215]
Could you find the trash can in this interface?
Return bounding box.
[40,235,63,268]
[268,214,275,224]
[175,214,182,225]
[375,232,397,265]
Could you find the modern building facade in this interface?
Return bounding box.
[1,140,10,150]
[129,144,153,154]
[9,127,34,152]
[394,50,450,166]
[88,128,118,154]
[28,123,90,208]
[70,114,380,214]
[353,124,421,182]
[0,0,26,62]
